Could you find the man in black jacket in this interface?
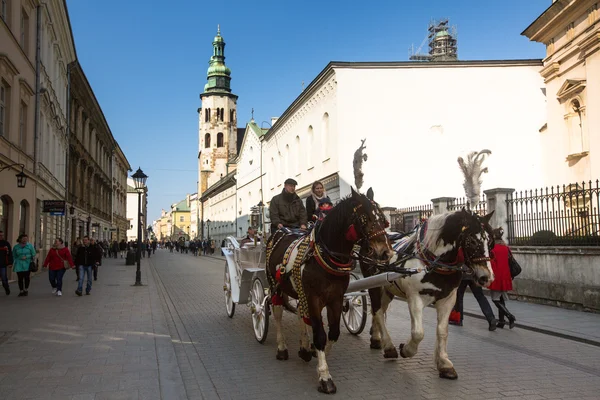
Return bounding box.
[0,230,13,295]
[74,236,101,296]
[269,178,308,233]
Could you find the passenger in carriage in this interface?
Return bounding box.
[240,226,259,246]
[314,197,334,222]
[305,180,327,222]
[269,178,308,233]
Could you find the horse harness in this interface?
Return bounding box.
[266,200,387,324]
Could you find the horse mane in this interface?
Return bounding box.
[318,194,364,244]
[421,211,465,256]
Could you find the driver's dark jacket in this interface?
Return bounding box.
[269,189,308,229]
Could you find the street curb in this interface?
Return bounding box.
[462,311,600,348]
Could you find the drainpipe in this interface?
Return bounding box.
[65,62,73,243]
[32,5,42,249]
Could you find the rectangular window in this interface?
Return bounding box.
[20,8,29,55]
[18,101,26,149]
[0,81,9,137]
[179,216,184,222]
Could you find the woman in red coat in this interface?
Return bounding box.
[42,238,75,297]
[489,228,516,329]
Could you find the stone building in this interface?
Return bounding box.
[68,62,129,243]
[1,1,76,264]
[126,178,147,242]
[522,0,600,185]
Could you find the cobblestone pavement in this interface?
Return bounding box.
[0,254,186,400]
[151,251,600,400]
[1,250,599,400]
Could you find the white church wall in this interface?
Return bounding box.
[262,73,340,205]
[333,63,547,208]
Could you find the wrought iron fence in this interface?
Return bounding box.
[389,205,433,233]
[447,196,488,216]
[506,180,600,246]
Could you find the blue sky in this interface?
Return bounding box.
[66,0,549,222]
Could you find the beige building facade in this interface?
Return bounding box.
[1,1,77,265]
[1,0,37,246]
[67,62,127,243]
[523,0,600,185]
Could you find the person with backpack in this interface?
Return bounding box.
[42,238,75,297]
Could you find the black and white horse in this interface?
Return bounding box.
[360,209,495,380]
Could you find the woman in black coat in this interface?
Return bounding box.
[306,181,327,222]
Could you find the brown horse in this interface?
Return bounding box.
[266,188,393,394]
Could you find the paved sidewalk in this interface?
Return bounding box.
[461,291,600,345]
[0,255,187,400]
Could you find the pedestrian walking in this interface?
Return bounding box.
[12,234,36,297]
[72,238,82,281]
[119,239,127,258]
[74,236,101,296]
[489,228,517,329]
[0,230,13,295]
[90,238,102,281]
[42,238,75,297]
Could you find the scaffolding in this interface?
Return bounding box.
[409,18,458,62]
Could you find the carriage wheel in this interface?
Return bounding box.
[342,273,368,335]
[250,278,269,343]
[224,265,235,318]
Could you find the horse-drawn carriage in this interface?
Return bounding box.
[222,235,369,343]
[219,145,497,394]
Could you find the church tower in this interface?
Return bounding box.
[198,26,238,196]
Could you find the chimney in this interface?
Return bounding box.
[271,117,279,127]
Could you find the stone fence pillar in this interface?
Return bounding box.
[483,188,515,243]
[431,197,455,216]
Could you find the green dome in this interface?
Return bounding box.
[213,34,224,43]
[435,30,449,38]
[207,63,231,76]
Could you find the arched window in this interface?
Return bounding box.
[279,151,284,180]
[321,113,329,161]
[205,108,211,122]
[220,108,224,121]
[295,136,300,173]
[307,125,314,167]
[0,196,13,238]
[205,133,211,148]
[217,132,224,147]
[230,110,235,122]
[249,146,254,165]
[270,157,275,188]
[285,144,290,177]
[216,108,221,121]
[19,200,28,235]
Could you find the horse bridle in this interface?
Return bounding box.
[315,200,388,268]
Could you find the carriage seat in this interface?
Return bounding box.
[387,232,407,242]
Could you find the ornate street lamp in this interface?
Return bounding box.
[131,167,148,286]
[0,163,27,188]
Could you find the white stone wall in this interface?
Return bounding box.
[190,193,198,239]
[202,185,236,242]
[126,179,146,241]
[333,63,547,207]
[262,73,339,203]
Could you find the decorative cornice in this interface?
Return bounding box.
[578,31,600,55]
[0,54,20,77]
[19,78,35,97]
[540,62,561,82]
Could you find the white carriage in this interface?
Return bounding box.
[222,235,370,343]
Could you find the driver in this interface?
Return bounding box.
[269,178,307,233]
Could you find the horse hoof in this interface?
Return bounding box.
[370,339,382,349]
[317,379,337,394]
[399,343,408,358]
[439,367,458,380]
[276,349,289,360]
[384,347,399,359]
[298,348,312,362]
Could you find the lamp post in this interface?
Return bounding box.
[132,167,148,286]
[207,219,211,241]
[0,163,27,188]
